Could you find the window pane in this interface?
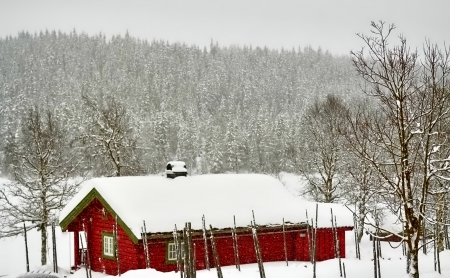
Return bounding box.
[168,243,175,260]
[168,242,185,261]
[104,235,114,257]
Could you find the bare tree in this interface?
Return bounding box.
[350,21,450,278]
[80,95,143,176]
[340,102,387,243]
[299,94,349,203]
[0,106,82,265]
[419,42,450,252]
[344,154,381,243]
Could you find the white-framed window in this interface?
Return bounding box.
[167,242,185,261]
[103,234,114,257]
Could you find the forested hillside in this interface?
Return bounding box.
[2,26,450,275]
[0,30,361,176]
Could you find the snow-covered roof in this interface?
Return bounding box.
[166,161,187,173]
[59,174,353,241]
[167,161,186,167]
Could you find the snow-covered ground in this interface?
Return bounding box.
[1,174,449,278]
[1,227,449,278]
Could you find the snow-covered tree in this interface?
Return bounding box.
[0,106,82,265]
[350,21,450,278]
[207,125,225,174]
[80,95,143,176]
[176,110,200,173]
[299,94,349,203]
[152,108,172,172]
[225,119,245,173]
[340,102,384,243]
[0,30,361,175]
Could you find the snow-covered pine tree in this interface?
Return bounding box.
[225,119,244,173]
[208,125,224,174]
[176,111,200,174]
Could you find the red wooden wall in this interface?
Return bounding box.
[66,198,352,275]
[67,199,143,275]
[295,227,350,261]
[145,226,351,273]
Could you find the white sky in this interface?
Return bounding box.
[0,0,449,55]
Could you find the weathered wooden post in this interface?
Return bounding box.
[252,222,265,278]
[333,215,342,277]
[209,225,223,278]
[232,215,240,271]
[312,204,318,278]
[252,211,266,278]
[114,215,121,276]
[184,222,195,278]
[282,218,288,266]
[331,209,337,258]
[306,210,313,263]
[52,223,58,273]
[81,223,92,278]
[23,223,29,272]
[173,225,183,278]
[80,233,88,278]
[202,215,210,271]
[193,243,197,278]
[142,220,150,268]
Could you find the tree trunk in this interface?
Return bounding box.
[436,193,445,252]
[24,223,30,272]
[40,222,47,265]
[406,220,420,278]
[357,203,365,243]
[409,246,419,278]
[41,190,48,266]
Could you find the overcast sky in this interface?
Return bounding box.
[1,0,449,56]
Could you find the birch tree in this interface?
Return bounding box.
[350,21,450,278]
[0,106,82,265]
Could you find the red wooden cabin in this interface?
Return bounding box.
[59,174,353,275]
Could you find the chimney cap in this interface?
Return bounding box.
[166,161,187,178]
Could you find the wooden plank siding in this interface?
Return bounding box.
[67,199,142,274]
[66,198,352,275]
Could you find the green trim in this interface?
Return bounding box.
[60,189,97,229]
[102,231,115,260]
[59,188,139,244]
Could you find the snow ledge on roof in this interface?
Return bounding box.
[59,174,353,239]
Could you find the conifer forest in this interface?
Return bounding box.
[0,30,360,176]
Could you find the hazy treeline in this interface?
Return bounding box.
[0,30,360,176]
